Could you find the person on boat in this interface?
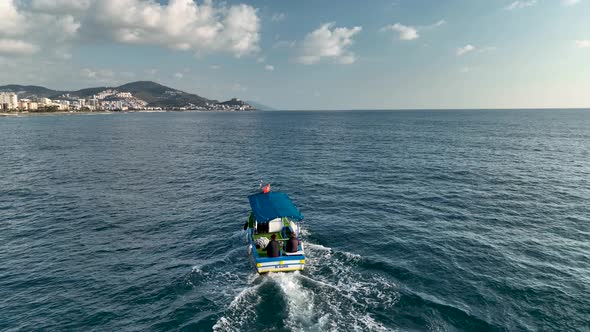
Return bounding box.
[266,234,280,257]
[286,232,300,253]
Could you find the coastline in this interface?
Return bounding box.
[0,109,254,117]
[0,111,114,117]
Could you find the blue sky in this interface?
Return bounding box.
[0,0,589,109]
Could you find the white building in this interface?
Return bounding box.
[71,100,82,109]
[116,92,132,98]
[94,90,117,100]
[100,100,124,110]
[37,98,52,106]
[0,92,18,110]
[54,100,70,106]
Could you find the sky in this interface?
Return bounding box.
[0,0,589,110]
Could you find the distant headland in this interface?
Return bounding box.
[0,81,255,113]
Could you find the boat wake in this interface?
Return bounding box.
[212,276,264,331]
[213,240,399,331]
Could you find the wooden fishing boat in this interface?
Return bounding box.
[245,186,305,274]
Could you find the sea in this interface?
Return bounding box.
[0,110,589,332]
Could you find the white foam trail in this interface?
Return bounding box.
[297,273,340,292]
[305,242,332,251]
[299,227,312,236]
[305,241,360,261]
[341,251,362,260]
[268,272,316,331]
[212,277,265,332]
[213,238,398,331]
[303,242,399,331]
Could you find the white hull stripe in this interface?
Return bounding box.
[256,259,305,268]
[258,264,305,273]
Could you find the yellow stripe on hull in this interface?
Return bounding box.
[258,266,305,274]
[256,260,305,268]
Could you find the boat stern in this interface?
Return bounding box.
[255,255,305,274]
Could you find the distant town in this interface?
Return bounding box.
[0,82,255,113]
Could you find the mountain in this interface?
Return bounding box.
[217,98,255,110]
[0,81,230,109]
[246,100,276,111]
[219,98,249,107]
[0,85,63,98]
[55,81,216,107]
[66,87,110,98]
[114,81,216,107]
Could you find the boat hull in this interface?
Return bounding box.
[252,254,305,274]
[247,228,305,274]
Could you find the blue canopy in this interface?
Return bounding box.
[248,192,304,223]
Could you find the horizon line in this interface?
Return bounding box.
[269,107,590,111]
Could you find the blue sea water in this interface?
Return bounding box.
[0,110,589,331]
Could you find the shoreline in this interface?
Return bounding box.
[0,109,254,117]
[0,111,114,117]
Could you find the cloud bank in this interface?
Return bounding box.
[0,0,261,58]
[0,39,39,55]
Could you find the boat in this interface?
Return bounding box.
[245,185,305,274]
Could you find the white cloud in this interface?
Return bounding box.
[0,0,27,36]
[31,0,92,13]
[381,20,444,42]
[575,40,590,48]
[504,0,537,10]
[561,0,581,5]
[271,13,286,22]
[297,23,362,65]
[80,67,119,84]
[382,23,419,41]
[174,73,184,79]
[456,44,476,56]
[1,0,262,59]
[265,65,274,71]
[209,65,221,70]
[39,14,81,42]
[90,0,261,58]
[0,0,81,60]
[0,39,39,55]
